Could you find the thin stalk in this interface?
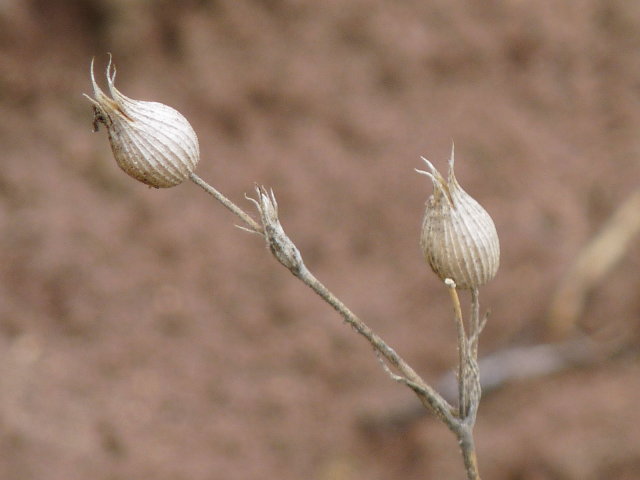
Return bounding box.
[470,288,480,357]
[445,279,468,418]
[189,172,263,234]
[295,262,458,430]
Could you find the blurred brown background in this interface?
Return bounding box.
[1,1,639,479]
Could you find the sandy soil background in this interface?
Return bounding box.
[1,1,639,479]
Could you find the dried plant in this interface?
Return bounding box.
[85,57,501,480]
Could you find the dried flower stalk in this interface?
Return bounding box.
[85,57,499,480]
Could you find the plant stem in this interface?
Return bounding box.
[458,424,481,480]
[191,178,483,480]
[445,279,468,418]
[189,172,263,234]
[470,288,480,357]
[295,262,458,429]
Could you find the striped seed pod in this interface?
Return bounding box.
[84,56,199,188]
[417,145,500,289]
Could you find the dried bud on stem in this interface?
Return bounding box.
[248,186,303,273]
[84,56,200,188]
[84,57,490,479]
[417,145,500,289]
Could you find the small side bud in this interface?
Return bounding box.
[249,186,304,275]
[84,56,200,188]
[416,145,500,289]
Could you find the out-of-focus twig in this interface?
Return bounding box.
[361,337,601,433]
[547,188,640,339]
[439,338,600,402]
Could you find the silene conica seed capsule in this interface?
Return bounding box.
[84,56,200,188]
[417,145,500,289]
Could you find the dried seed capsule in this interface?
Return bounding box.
[417,145,500,289]
[84,56,199,188]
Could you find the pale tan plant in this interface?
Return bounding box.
[85,57,500,480]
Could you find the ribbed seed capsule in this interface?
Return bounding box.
[417,146,500,289]
[84,56,199,188]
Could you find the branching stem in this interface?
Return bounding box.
[189,174,483,480]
